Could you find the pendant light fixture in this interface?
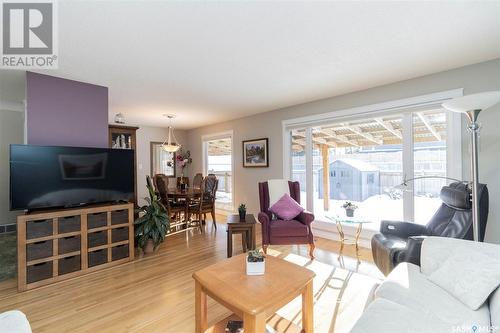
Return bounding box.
[162,114,181,152]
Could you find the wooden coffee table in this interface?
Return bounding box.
[226,214,257,258]
[192,254,315,333]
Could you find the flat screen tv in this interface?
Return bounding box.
[10,144,134,211]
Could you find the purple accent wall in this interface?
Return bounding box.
[26,72,109,148]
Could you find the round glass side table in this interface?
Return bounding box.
[325,215,372,254]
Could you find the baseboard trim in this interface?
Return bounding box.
[0,223,16,234]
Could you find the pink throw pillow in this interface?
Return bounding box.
[269,193,305,221]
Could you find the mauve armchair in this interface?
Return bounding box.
[258,180,316,259]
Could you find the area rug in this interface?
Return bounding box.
[268,253,381,333]
[0,233,16,281]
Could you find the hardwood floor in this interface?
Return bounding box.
[0,215,379,332]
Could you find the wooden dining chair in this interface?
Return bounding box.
[187,178,205,233]
[153,174,169,202]
[201,175,219,229]
[192,173,203,188]
[155,175,185,224]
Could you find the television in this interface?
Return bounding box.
[10,144,135,211]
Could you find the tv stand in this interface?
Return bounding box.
[17,202,134,291]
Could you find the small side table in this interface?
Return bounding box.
[226,214,257,258]
[326,215,372,258]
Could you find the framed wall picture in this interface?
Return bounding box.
[150,142,176,177]
[242,138,269,167]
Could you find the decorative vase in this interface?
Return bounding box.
[346,208,354,217]
[239,210,246,221]
[246,257,265,275]
[144,239,154,254]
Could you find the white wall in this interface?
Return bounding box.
[186,59,500,243]
[0,109,25,225]
[135,126,187,206]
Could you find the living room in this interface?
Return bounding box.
[0,1,500,332]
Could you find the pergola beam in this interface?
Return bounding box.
[312,135,337,148]
[291,130,306,138]
[207,139,232,155]
[374,118,402,140]
[342,123,382,145]
[318,128,360,147]
[292,138,306,146]
[292,131,337,148]
[416,112,442,141]
[291,112,445,151]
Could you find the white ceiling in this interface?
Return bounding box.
[1,1,499,129]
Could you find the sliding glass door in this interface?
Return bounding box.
[412,109,448,224]
[307,114,405,227]
[286,107,456,231]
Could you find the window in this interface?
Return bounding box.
[285,92,462,234]
[367,174,374,184]
[290,128,308,205]
[150,142,175,177]
[203,133,233,211]
[308,114,404,226]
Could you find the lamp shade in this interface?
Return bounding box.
[442,91,500,113]
[162,143,180,152]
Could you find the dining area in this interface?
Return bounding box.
[153,173,219,234]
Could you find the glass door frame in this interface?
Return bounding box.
[202,130,235,212]
[283,89,463,226]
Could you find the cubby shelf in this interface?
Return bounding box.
[17,203,134,291]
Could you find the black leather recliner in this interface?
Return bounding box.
[371,182,489,276]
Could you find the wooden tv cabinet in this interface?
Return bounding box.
[17,203,134,291]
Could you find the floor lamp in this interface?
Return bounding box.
[442,91,500,242]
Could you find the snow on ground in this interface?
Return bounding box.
[213,189,442,228]
[310,193,441,231]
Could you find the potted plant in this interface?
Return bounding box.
[342,201,358,217]
[134,175,170,254]
[238,203,247,221]
[246,249,265,275]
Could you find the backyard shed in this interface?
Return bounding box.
[318,158,380,202]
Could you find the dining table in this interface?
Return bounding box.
[168,186,202,199]
[167,186,203,226]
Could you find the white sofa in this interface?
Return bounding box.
[351,237,500,333]
[0,310,31,333]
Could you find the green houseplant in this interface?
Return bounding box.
[238,203,247,221]
[134,175,170,254]
[246,249,265,275]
